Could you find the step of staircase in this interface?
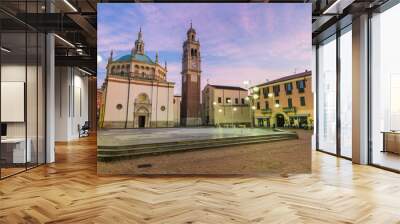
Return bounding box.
[98,132,298,162]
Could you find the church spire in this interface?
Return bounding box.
[108,49,113,62]
[138,27,142,40]
[134,27,145,55]
[155,52,159,63]
[187,21,196,41]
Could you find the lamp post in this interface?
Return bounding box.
[251,105,256,127]
[268,92,280,128]
[227,99,235,128]
[213,101,217,126]
[252,87,259,128]
[233,106,237,128]
[243,80,253,128]
[218,108,223,127]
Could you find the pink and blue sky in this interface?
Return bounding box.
[97,3,311,94]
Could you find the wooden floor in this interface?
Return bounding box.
[1,134,400,223]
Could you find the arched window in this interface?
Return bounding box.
[191,34,194,41]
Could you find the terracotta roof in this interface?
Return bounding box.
[208,85,247,91]
[255,70,311,87]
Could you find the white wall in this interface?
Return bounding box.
[104,80,175,125]
[54,67,89,141]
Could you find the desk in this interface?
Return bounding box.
[1,138,31,163]
[382,131,400,154]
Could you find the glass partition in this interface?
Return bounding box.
[1,31,28,177]
[317,35,337,154]
[371,3,400,171]
[0,1,46,179]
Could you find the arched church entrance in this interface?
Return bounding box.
[134,106,150,128]
[138,115,146,128]
[134,93,151,128]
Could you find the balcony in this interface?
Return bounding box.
[283,107,296,113]
[261,108,272,114]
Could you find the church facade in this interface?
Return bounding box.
[99,29,176,128]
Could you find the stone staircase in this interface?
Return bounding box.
[98,132,298,162]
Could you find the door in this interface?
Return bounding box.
[138,116,146,128]
[257,118,264,127]
[276,114,285,127]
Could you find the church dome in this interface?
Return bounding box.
[115,53,154,64]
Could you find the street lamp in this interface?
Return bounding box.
[253,86,259,93]
[253,94,259,100]
[218,108,223,127]
[227,99,235,128]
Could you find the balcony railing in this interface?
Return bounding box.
[261,108,272,114]
[283,107,296,113]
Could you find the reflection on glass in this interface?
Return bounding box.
[371,3,400,171]
[340,28,352,158]
[317,35,337,154]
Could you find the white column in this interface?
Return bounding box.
[352,14,369,164]
[312,45,317,151]
[46,33,55,163]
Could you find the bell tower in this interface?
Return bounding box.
[181,22,201,126]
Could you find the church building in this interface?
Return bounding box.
[99,29,176,128]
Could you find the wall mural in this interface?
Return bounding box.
[97,3,312,175]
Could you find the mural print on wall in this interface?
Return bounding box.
[97,3,313,175]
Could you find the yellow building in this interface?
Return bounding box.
[202,84,251,127]
[251,70,313,129]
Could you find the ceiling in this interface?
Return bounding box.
[0,0,98,74]
[0,0,395,73]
